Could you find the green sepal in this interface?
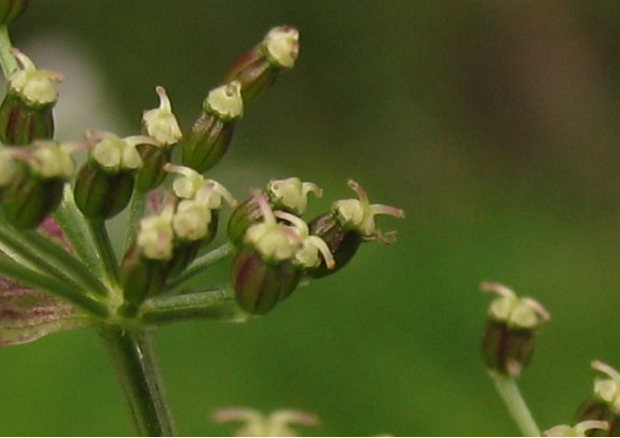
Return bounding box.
[0,92,54,145]
[74,161,135,220]
[232,245,301,315]
[2,165,64,229]
[181,112,236,174]
[306,212,362,278]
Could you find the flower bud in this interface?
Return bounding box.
[0,50,62,145]
[307,180,404,278]
[136,87,182,191]
[224,26,300,104]
[74,131,155,219]
[181,81,243,173]
[0,0,31,26]
[2,141,75,229]
[577,361,620,436]
[481,282,550,378]
[228,177,322,247]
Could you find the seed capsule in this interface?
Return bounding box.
[308,180,404,278]
[224,26,300,104]
[0,50,62,145]
[2,141,74,229]
[181,82,243,173]
[481,282,549,378]
[577,361,620,436]
[74,132,156,220]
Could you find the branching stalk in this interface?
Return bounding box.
[165,243,232,292]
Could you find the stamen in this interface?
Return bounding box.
[592,360,620,382]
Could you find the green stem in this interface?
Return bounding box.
[88,219,119,284]
[165,243,232,292]
[123,190,147,255]
[140,286,246,326]
[99,326,176,437]
[0,256,108,318]
[489,371,540,437]
[0,26,17,78]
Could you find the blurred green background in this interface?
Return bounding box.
[2,0,620,435]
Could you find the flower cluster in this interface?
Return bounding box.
[0,19,404,344]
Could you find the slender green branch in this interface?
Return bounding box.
[87,219,119,284]
[54,186,108,279]
[21,228,109,297]
[489,371,540,437]
[0,221,109,297]
[99,326,176,437]
[0,26,17,78]
[165,243,232,292]
[140,286,246,326]
[123,190,147,255]
[0,257,108,318]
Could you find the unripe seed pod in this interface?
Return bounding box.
[232,193,304,314]
[307,212,362,278]
[120,244,170,317]
[135,143,171,192]
[0,0,32,26]
[181,82,243,173]
[307,180,403,278]
[74,161,136,220]
[0,50,61,145]
[481,282,549,378]
[232,245,301,315]
[577,361,620,436]
[74,132,155,220]
[224,26,300,104]
[2,141,75,228]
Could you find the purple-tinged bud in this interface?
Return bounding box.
[481,282,549,378]
[2,141,75,229]
[0,50,62,145]
[307,180,404,278]
[224,26,300,104]
[232,193,303,314]
[228,177,322,247]
[577,361,620,436]
[136,87,182,191]
[0,0,31,26]
[74,131,155,219]
[181,81,243,173]
[543,421,608,437]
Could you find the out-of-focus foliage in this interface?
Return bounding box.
[2,1,620,435]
